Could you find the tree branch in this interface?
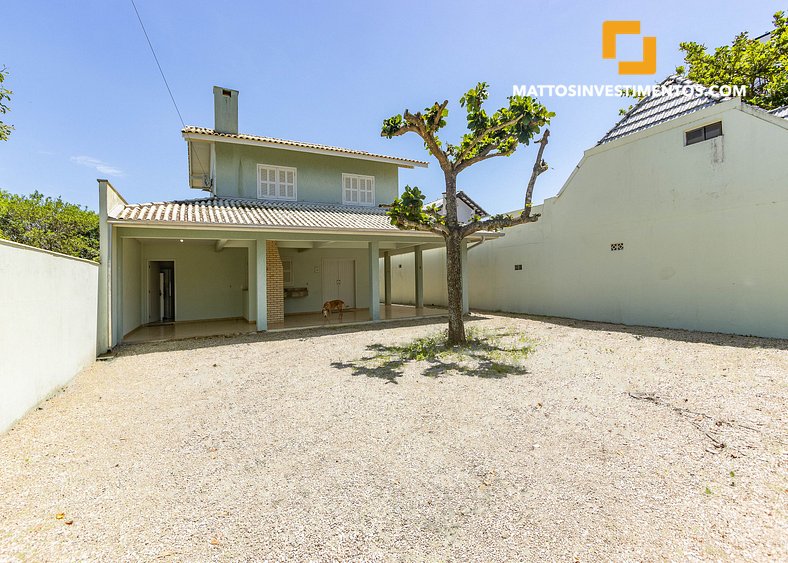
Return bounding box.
[453,143,503,173]
[456,115,523,162]
[390,216,448,236]
[460,129,550,238]
[403,110,451,172]
[520,129,550,220]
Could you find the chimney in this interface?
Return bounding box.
[213,86,239,134]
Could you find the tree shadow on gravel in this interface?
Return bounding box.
[330,328,533,384]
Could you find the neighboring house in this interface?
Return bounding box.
[388,76,788,339]
[97,87,492,352]
[425,191,489,223]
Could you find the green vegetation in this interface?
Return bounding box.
[676,11,787,110]
[0,66,12,141]
[0,190,99,261]
[623,11,788,113]
[332,326,535,382]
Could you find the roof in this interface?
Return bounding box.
[110,197,411,233]
[426,191,489,217]
[182,126,429,169]
[769,105,788,119]
[598,76,731,145]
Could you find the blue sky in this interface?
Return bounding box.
[0,1,781,212]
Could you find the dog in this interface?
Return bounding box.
[321,299,345,320]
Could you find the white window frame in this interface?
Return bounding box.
[257,164,297,201]
[341,173,375,206]
[281,257,293,286]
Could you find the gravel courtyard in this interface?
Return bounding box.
[1,313,786,561]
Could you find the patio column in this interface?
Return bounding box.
[368,241,380,320]
[414,245,424,308]
[383,251,392,306]
[247,244,257,323]
[461,239,469,315]
[256,239,268,331]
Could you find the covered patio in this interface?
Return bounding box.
[123,304,447,344]
[98,181,485,350]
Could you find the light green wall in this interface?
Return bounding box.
[214,143,399,204]
[122,238,142,335]
[140,242,248,323]
[278,247,372,314]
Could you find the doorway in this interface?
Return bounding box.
[148,260,175,324]
[322,258,355,308]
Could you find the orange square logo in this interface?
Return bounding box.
[602,21,656,75]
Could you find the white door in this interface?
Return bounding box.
[322,259,355,308]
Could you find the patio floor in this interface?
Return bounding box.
[123,304,447,344]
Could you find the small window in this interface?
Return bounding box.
[514,264,523,271]
[257,164,297,200]
[282,257,293,286]
[685,122,723,146]
[342,173,375,206]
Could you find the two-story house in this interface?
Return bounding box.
[96,87,490,351]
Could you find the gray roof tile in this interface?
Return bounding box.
[598,76,730,145]
[769,105,788,119]
[110,197,403,232]
[182,126,429,168]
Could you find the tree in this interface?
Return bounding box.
[676,11,787,110]
[0,66,12,141]
[381,83,553,345]
[0,190,99,261]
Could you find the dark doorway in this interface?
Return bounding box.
[148,260,175,324]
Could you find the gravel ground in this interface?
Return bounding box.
[1,313,786,561]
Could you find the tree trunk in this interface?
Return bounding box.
[445,231,466,345]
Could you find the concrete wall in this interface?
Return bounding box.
[214,143,399,205]
[278,246,373,314]
[0,239,98,433]
[390,104,788,339]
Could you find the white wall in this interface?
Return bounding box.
[0,240,98,433]
[390,104,788,339]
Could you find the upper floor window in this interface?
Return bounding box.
[258,164,297,200]
[685,122,722,146]
[342,173,375,206]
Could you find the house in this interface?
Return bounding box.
[97,87,493,351]
[425,191,489,223]
[387,76,788,339]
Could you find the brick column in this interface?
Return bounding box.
[266,241,284,325]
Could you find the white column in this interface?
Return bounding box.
[97,180,111,353]
[256,239,268,331]
[368,241,380,320]
[460,239,469,315]
[110,227,122,347]
[414,245,424,308]
[383,251,392,306]
[247,244,257,323]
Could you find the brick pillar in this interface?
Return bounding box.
[266,241,284,325]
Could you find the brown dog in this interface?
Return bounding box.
[321,299,345,319]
